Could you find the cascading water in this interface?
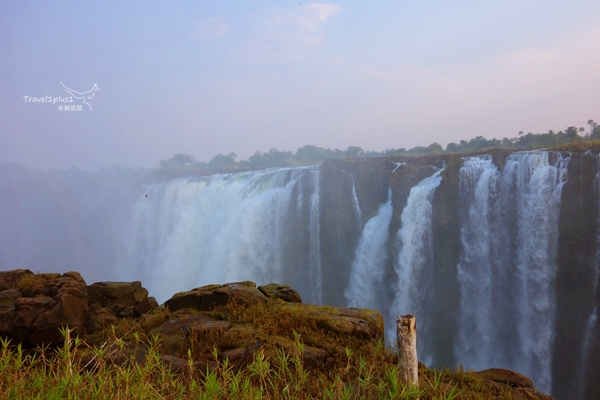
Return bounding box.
[40,150,591,398]
[345,188,392,310]
[456,156,500,370]
[119,166,322,304]
[455,152,570,394]
[389,168,443,365]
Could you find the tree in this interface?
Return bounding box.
[345,146,364,158]
[565,126,580,142]
[427,142,444,155]
[209,153,237,167]
[160,153,196,168]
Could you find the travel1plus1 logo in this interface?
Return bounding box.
[22,82,100,111]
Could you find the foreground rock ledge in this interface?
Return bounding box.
[0,269,554,399]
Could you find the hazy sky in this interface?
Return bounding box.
[1,1,599,170]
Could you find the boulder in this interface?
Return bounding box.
[0,271,89,346]
[29,286,89,344]
[475,368,534,389]
[0,289,22,310]
[165,282,268,312]
[258,283,302,303]
[267,335,327,369]
[11,296,55,342]
[86,307,118,335]
[0,269,34,291]
[288,304,384,341]
[219,347,246,364]
[87,281,153,317]
[153,315,220,336]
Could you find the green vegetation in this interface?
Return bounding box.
[0,299,539,399]
[0,329,527,399]
[156,119,599,177]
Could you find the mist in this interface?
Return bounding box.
[0,163,146,284]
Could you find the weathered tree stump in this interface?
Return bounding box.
[397,314,418,386]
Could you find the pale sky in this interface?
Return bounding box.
[1,1,599,170]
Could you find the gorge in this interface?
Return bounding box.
[1,149,599,399]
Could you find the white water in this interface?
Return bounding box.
[111,152,587,396]
[389,168,443,363]
[350,174,363,223]
[119,166,321,303]
[455,152,570,394]
[341,169,363,225]
[345,188,393,310]
[308,169,323,304]
[456,156,499,369]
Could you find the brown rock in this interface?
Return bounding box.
[258,283,302,303]
[86,308,117,334]
[165,282,268,312]
[165,291,202,312]
[311,306,384,340]
[268,335,327,369]
[87,281,151,317]
[11,296,54,341]
[219,347,246,364]
[223,281,257,288]
[198,290,230,310]
[234,341,265,373]
[516,387,555,400]
[29,286,89,345]
[475,368,534,389]
[160,355,192,375]
[0,289,22,310]
[0,269,34,291]
[134,297,158,316]
[153,315,218,336]
[0,306,16,339]
[205,284,267,309]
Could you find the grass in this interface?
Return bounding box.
[0,326,534,399]
[0,300,539,399]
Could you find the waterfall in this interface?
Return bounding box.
[341,169,363,224]
[389,168,443,364]
[119,166,322,303]
[345,188,392,310]
[456,156,500,370]
[454,152,570,394]
[350,174,363,222]
[308,169,322,304]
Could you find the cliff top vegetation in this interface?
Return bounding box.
[154,119,599,179]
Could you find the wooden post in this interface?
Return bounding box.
[397,314,418,386]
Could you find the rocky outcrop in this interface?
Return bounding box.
[0,270,89,345]
[473,368,554,400]
[0,270,156,345]
[86,280,158,334]
[0,269,554,399]
[164,281,267,313]
[257,283,302,303]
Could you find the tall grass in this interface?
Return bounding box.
[0,325,535,399]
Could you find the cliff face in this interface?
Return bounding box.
[555,153,600,400]
[319,150,600,399]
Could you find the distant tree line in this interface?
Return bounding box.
[156,119,600,176]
